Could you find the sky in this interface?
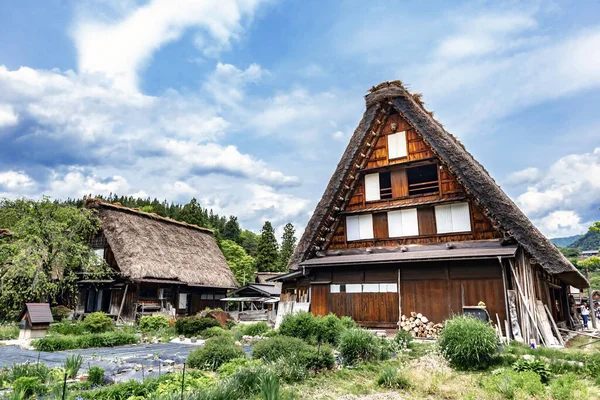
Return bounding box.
[0,0,599,240]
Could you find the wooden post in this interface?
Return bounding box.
[509,261,546,346]
[499,257,512,339]
[117,284,129,323]
[397,268,402,326]
[544,303,564,346]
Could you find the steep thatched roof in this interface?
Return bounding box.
[85,198,237,288]
[290,81,588,288]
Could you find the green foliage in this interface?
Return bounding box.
[278,223,297,270]
[589,272,600,290]
[579,256,600,272]
[255,221,280,272]
[186,337,245,370]
[51,305,71,321]
[480,369,545,399]
[376,366,411,389]
[83,312,114,333]
[0,323,19,339]
[0,197,110,320]
[549,373,589,400]
[394,329,413,348]
[201,326,232,339]
[217,358,263,377]
[175,316,220,337]
[240,230,260,257]
[48,321,87,335]
[220,240,256,286]
[278,312,347,345]
[261,373,280,400]
[7,363,51,384]
[88,366,105,386]
[155,371,215,395]
[222,216,241,243]
[251,335,334,371]
[63,354,83,379]
[438,315,498,370]
[317,314,345,345]
[340,316,358,329]
[12,376,46,398]
[558,247,582,258]
[513,357,551,383]
[570,228,600,250]
[139,315,170,332]
[240,322,271,337]
[32,331,138,351]
[223,364,272,399]
[70,376,163,399]
[338,328,380,365]
[551,235,583,247]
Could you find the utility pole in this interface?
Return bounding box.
[586,267,597,329]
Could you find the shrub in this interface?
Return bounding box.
[340,316,358,329]
[217,358,263,377]
[252,336,309,362]
[279,312,319,343]
[48,321,87,336]
[300,345,335,370]
[88,366,105,386]
[51,305,71,321]
[12,376,46,398]
[186,337,245,370]
[481,369,545,399]
[338,329,380,365]
[225,365,273,398]
[8,363,50,383]
[139,315,170,332]
[33,332,138,351]
[376,366,411,389]
[317,314,344,345]
[201,326,232,339]
[64,354,83,379]
[240,322,271,337]
[394,329,413,347]
[175,317,220,337]
[513,357,551,384]
[83,312,114,333]
[0,323,19,340]
[438,315,498,370]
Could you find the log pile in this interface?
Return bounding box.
[399,312,443,338]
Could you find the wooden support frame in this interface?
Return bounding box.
[509,259,546,346]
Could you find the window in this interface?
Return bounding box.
[178,293,189,309]
[387,208,419,237]
[139,286,157,300]
[388,131,407,159]
[330,284,341,293]
[381,283,398,293]
[346,214,374,241]
[215,293,226,300]
[407,164,439,196]
[200,293,214,300]
[434,202,471,233]
[365,172,393,201]
[362,283,380,292]
[329,283,398,293]
[346,284,362,293]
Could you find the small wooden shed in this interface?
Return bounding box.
[18,303,54,339]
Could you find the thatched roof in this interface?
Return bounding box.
[290,81,588,288]
[85,198,237,288]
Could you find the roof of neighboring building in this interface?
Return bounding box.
[85,198,237,289]
[19,303,54,324]
[289,81,588,288]
[228,283,281,297]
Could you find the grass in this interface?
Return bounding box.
[0,323,19,340]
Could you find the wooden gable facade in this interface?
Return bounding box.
[276,82,588,344]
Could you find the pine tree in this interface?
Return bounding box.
[279,223,297,270]
[255,221,279,272]
[223,216,242,243]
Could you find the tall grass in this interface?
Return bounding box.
[438,316,498,370]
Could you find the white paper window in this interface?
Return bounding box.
[387,208,419,237]
[435,202,472,234]
[330,284,341,293]
[346,284,362,293]
[94,248,104,259]
[178,293,188,309]
[362,283,380,293]
[346,214,374,241]
[388,131,407,159]
[365,173,380,201]
[381,283,398,293]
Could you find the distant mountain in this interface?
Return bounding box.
[569,230,600,250]
[550,234,582,247]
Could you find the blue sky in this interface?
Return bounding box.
[1,0,599,239]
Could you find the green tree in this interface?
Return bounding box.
[222,216,242,244]
[0,198,110,320]
[255,221,279,272]
[279,223,297,270]
[589,272,600,290]
[240,230,259,257]
[220,240,256,286]
[579,256,600,272]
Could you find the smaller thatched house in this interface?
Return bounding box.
[79,199,237,320]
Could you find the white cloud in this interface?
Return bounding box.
[73,0,266,91]
[514,148,600,236]
[0,171,33,190]
[505,167,541,185]
[332,130,345,140]
[0,104,18,127]
[203,62,267,107]
[47,170,133,199]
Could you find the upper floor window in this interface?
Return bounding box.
[346,214,374,241]
[388,131,407,159]
[434,202,471,233]
[364,172,392,201]
[387,209,419,237]
[407,164,439,196]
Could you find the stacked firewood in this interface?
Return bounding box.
[399,312,443,338]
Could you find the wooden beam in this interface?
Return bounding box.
[508,260,546,346]
[544,303,564,346]
[117,283,129,323]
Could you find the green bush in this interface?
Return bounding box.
[217,358,263,377]
[550,373,589,400]
[300,345,335,370]
[240,322,271,337]
[513,357,551,383]
[175,317,220,337]
[12,376,46,398]
[88,366,105,386]
[252,336,309,362]
[338,328,380,365]
[186,337,245,371]
[139,315,170,332]
[64,354,83,379]
[51,305,71,321]
[394,329,413,347]
[8,363,51,383]
[278,312,345,345]
[317,314,344,345]
[376,366,411,389]
[83,312,114,333]
[340,316,358,329]
[48,321,87,336]
[201,326,232,339]
[481,369,545,399]
[225,365,274,398]
[0,323,19,340]
[33,332,138,351]
[70,377,163,399]
[438,315,498,370]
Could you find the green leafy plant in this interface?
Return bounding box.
[480,369,544,399]
[394,329,413,348]
[224,365,273,398]
[550,373,589,400]
[252,336,310,362]
[48,321,87,335]
[438,315,498,370]
[261,373,280,400]
[63,354,83,379]
[83,312,114,333]
[0,323,19,340]
[175,316,220,337]
[201,326,232,339]
[513,357,551,384]
[376,366,411,389]
[139,315,170,332]
[12,376,46,398]
[217,358,263,377]
[338,328,380,365]
[278,312,319,343]
[51,305,71,321]
[241,322,271,337]
[88,366,105,386]
[32,332,138,351]
[340,316,358,329]
[186,337,245,371]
